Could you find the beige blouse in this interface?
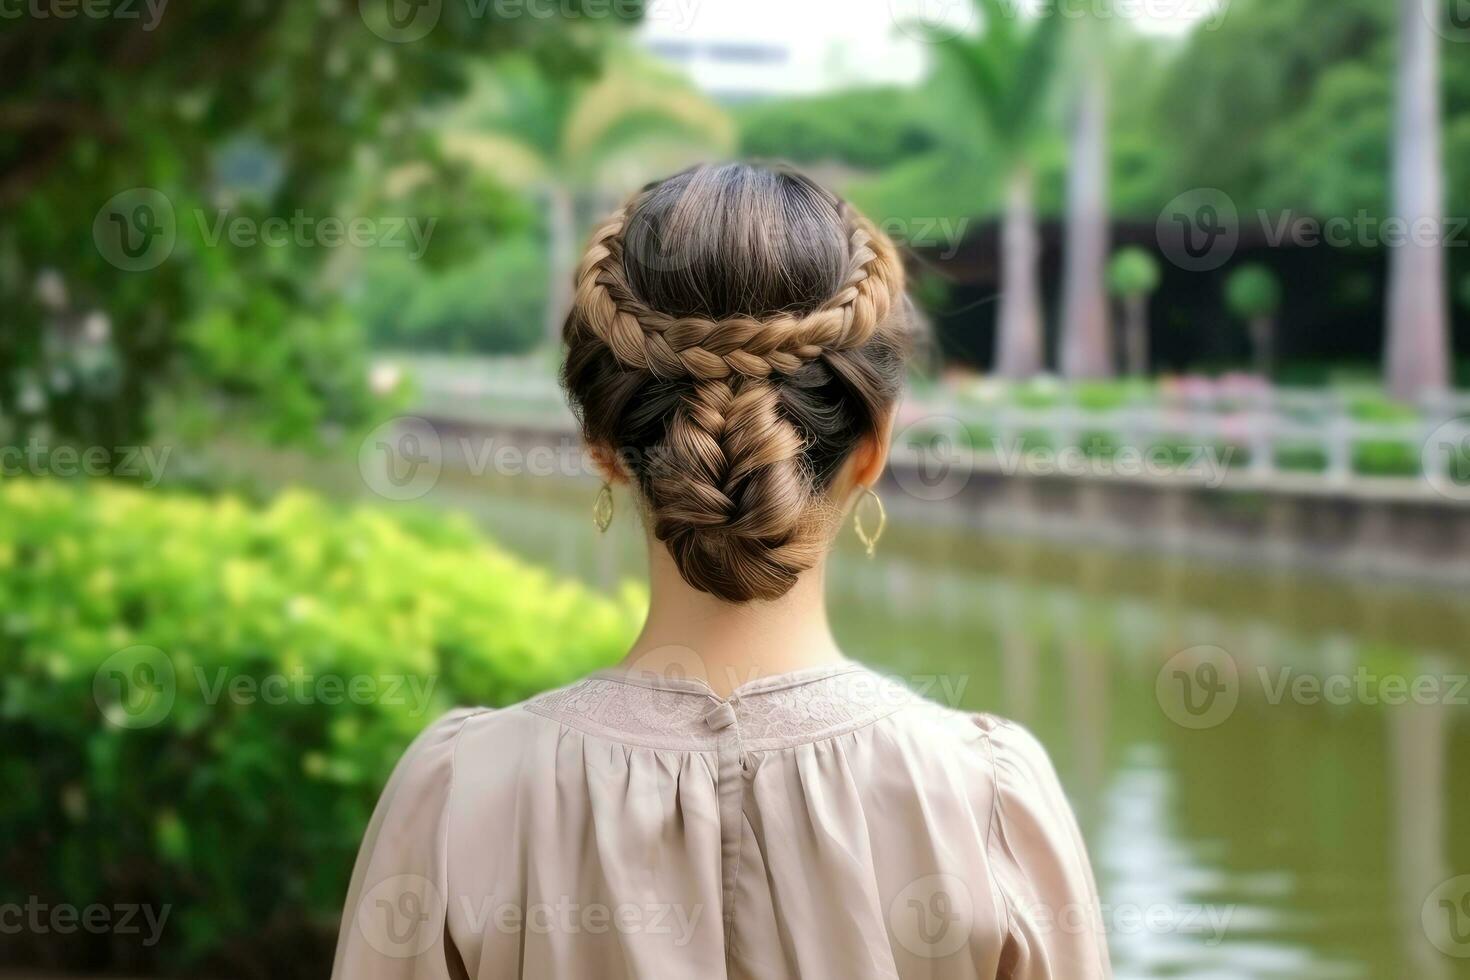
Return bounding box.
[332,663,1111,979]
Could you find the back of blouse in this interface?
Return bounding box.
[331,663,1112,979]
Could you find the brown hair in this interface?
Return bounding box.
[561,163,911,602]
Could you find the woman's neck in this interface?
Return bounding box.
[615,542,848,698]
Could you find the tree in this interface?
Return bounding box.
[922,0,1063,378]
[0,3,627,452]
[1058,13,1113,379]
[439,51,735,349]
[1226,264,1283,377]
[1384,0,1452,400]
[1107,248,1161,376]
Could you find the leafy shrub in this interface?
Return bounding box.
[1077,431,1122,459]
[1274,442,1329,472]
[736,87,936,170]
[1351,439,1420,476]
[0,480,640,977]
[1073,380,1148,413]
[354,234,547,355]
[1346,393,1417,422]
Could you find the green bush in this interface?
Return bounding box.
[1073,380,1148,413]
[354,234,547,355]
[1351,439,1420,476]
[1077,430,1123,459]
[1274,441,1329,472]
[0,480,640,976]
[736,86,936,170]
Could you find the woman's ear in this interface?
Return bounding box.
[850,408,898,492]
[586,442,631,485]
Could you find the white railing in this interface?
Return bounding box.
[907,387,1470,491]
[383,355,1470,493]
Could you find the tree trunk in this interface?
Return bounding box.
[1123,294,1148,377]
[544,182,576,349]
[1250,314,1275,378]
[1059,50,1112,379]
[1385,0,1451,401]
[994,167,1044,378]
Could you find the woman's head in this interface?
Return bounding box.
[561,162,911,603]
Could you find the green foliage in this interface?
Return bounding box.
[1,4,625,450]
[736,87,937,170]
[1106,247,1162,298]
[1157,0,1392,210]
[0,480,641,974]
[1351,439,1420,476]
[1346,393,1417,422]
[1074,379,1148,411]
[924,0,1065,165]
[1274,441,1330,472]
[1225,264,1283,318]
[355,236,547,355]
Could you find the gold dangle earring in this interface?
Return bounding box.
[592,482,614,533]
[852,486,886,557]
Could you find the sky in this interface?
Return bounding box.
[640,0,1227,98]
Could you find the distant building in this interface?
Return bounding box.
[643,38,795,103]
[637,0,925,103]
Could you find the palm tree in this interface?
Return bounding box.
[1226,264,1282,378]
[439,53,735,349]
[1107,247,1160,376]
[1058,16,1113,379]
[1384,0,1451,400]
[923,0,1062,378]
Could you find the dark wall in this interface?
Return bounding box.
[920,220,1470,383]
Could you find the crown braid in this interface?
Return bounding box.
[570,191,904,380]
[561,163,912,604]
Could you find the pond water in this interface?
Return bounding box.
[290,449,1470,979]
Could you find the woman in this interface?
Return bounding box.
[332,163,1110,979]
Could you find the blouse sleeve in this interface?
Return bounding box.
[331,708,484,980]
[978,716,1112,980]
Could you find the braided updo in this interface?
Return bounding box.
[561,163,911,603]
